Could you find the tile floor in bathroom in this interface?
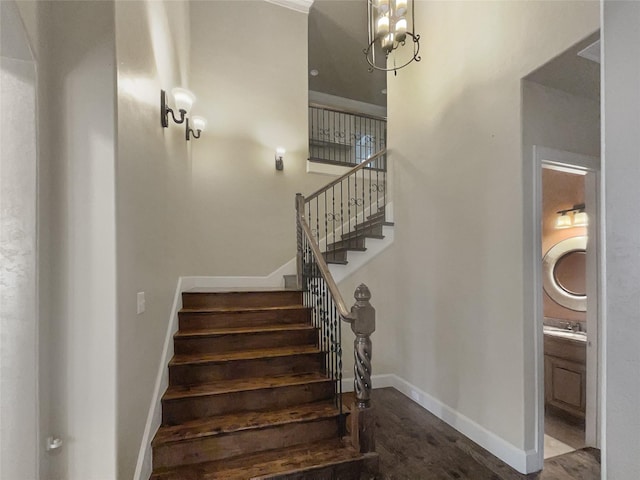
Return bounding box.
[544,411,586,458]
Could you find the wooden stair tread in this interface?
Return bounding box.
[355,217,394,230]
[170,345,322,366]
[162,372,332,401]
[175,323,315,338]
[324,246,366,254]
[150,439,364,479]
[180,305,306,314]
[152,401,341,446]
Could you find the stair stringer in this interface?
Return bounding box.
[328,224,394,284]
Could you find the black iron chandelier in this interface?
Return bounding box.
[364,0,421,74]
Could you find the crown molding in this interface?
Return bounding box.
[265,0,314,14]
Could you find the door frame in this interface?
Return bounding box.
[531,145,602,465]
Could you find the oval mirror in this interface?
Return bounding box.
[542,236,587,311]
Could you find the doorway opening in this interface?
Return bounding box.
[523,30,602,471]
[540,161,596,459]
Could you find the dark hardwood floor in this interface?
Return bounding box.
[359,388,600,480]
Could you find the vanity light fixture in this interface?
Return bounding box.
[186,116,207,141]
[555,203,588,229]
[275,147,286,171]
[160,88,195,128]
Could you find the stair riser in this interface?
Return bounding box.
[325,237,366,251]
[341,225,383,240]
[153,418,339,469]
[323,250,347,263]
[182,291,302,309]
[174,329,318,355]
[162,382,334,425]
[179,308,311,330]
[169,353,325,386]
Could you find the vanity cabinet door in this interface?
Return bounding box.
[544,355,586,418]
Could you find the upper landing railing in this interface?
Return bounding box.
[309,103,387,169]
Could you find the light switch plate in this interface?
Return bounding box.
[137,292,145,314]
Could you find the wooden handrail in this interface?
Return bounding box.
[304,149,387,202]
[298,214,355,322]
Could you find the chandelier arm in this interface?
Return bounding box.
[364,32,421,73]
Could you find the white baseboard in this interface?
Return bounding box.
[181,258,297,290]
[134,277,185,480]
[342,373,535,475]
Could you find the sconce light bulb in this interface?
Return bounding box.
[192,116,207,132]
[275,147,285,171]
[171,87,195,113]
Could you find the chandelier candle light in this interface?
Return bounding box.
[365,0,420,74]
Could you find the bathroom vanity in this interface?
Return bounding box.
[544,327,587,419]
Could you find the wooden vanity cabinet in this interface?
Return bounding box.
[544,335,586,419]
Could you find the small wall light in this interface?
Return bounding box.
[160,88,195,128]
[275,147,286,171]
[186,116,207,141]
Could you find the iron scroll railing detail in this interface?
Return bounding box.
[295,193,378,454]
[303,149,387,261]
[309,103,386,168]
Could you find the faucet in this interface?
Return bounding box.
[565,321,581,332]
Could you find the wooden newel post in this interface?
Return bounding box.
[349,284,376,453]
[295,193,304,290]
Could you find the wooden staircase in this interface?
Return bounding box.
[323,209,393,265]
[150,290,377,479]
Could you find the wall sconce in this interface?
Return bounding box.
[555,203,588,229]
[275,147,285,171]
[160,88,195,128]
[186,116,207,141]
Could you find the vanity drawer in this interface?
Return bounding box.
[544,335,586,363]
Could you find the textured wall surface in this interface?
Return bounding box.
[0,30,38,480]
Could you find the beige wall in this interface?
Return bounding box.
[114,1,192,478]
[187,0,330,276]
[603,1,640,478]
[27,1,118,478]
[381,0,599,455]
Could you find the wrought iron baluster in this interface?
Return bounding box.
[316,197,320,244]
[347,176,352,250]
[331,186,336,249]
[324,193,328,260]
[369,162,372,218]
[354,169,358,233]
[340,182,344,250]
[376,160,380,212]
